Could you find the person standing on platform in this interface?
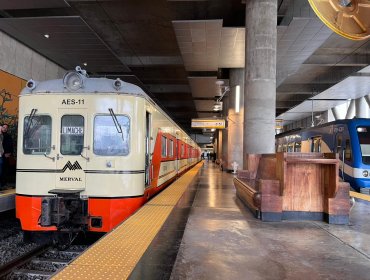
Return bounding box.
[2,124,13,188]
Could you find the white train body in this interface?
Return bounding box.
[16,70,200,234]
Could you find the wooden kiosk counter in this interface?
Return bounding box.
[234,152,350,224]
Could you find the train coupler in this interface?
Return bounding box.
[40,189,88,230]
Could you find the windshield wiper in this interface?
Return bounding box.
[24,108,38,136]
[108,108,122,133]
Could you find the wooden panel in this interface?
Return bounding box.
[259,179,282,213]
[256,155,276,180]
[234,178,259,212]
[244,154,261,180]
[327,182,350,215]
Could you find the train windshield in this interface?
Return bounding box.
[23,115,52,155]
[357,127,370,165]
[60,115,84,155]
[93,115,130,156]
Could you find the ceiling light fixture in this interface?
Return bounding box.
[235,85,240,113]
[44,34,50,38]
[83,62,87,66]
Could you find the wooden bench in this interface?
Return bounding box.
[234,152,350,224]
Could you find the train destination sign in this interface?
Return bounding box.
[191,118,225,129]
[62,126,84,135]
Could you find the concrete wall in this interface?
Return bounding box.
[0,31,65,81]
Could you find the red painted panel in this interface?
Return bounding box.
[88,197,146,232]
[16,195,146,232]
[16,195,57,231]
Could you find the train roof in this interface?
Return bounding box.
[20,77,145,96]
[276,118,370,138]
[20,70,200,148]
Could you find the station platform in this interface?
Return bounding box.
[54,161,370,279]
[0,188,15,212]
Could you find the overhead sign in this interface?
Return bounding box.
[191,119,225,129]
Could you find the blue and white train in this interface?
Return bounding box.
[276,118,370,194]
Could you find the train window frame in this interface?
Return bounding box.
[336,135,343,153]
[181,143,185,157]
[357,126,370,164]
[23,114,52,155]
[161,135,167,157]
[294,142,301,152]
[60,115,85,156]
[345,139,352,161]
[169,139,174,158]
[93,114,131,156]
[311,137,322,153]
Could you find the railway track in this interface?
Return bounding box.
[0,244,87,279]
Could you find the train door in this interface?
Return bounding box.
[55,109,88,191]
[335,133,345,179]
[145,111,152,187]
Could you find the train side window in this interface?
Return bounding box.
[336,135,342,153]
[169,139,174,157]
[161,135,167,157]
[23,115,52,155]
[345,139,352,161]
[93,115,130,156]
[312,137,321,152]
[61,115,84,155]
[181,144,185,157]
[294,142,301,152]
[288,143,294,152]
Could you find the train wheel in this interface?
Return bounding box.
[53,232,79,250]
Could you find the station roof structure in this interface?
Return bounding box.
[0,0,368,133]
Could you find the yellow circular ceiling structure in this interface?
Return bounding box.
[308,0,370,40]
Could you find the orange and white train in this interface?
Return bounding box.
[16,67,200,242]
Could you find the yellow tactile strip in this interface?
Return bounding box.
[350,191,370,202]
[0,188,15,196]
[52,162,203,280]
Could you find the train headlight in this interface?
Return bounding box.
[113,78,122,90]
[363,170,369,177]
[26,79,36,90]
[63,71,84,91]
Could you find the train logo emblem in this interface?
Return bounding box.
[61,161,82,172]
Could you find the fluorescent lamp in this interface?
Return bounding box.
[235,85,240,113]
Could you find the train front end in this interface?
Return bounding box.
[348,119,370,193]
[16,70,147,242]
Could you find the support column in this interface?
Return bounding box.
[345,100,355,119]
[355,97,368,118]
[226,68,244,171]
[244,0,277,165]
[217,129,223,163]
[331,107,340,120]
[222,95,230,166]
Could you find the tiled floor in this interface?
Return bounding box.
[170,161,370,280]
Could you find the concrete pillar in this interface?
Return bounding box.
[221,95,230,166]
[225,68,244,171]
[364,95,370,107]
[355,97,368,118]
[345,100,355,119]
[244,0,277,162]
[217,129,223,163]
[331,107,340,120]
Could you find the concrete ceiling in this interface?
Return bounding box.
[0,0,369,133]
